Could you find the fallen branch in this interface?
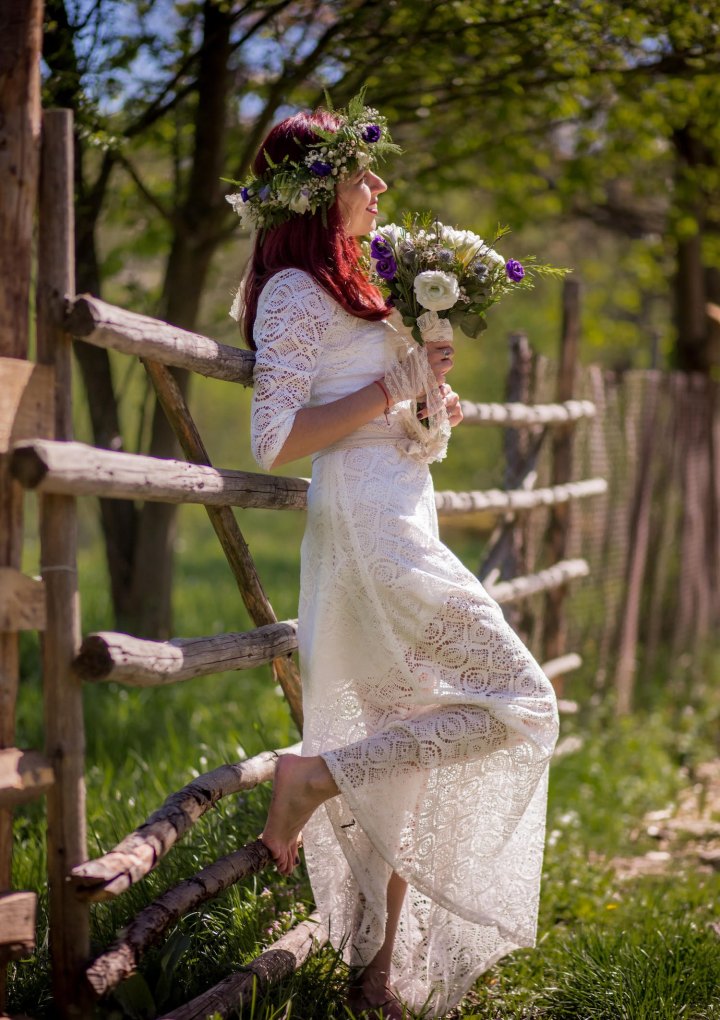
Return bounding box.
[158,913,329,1020]
[71,743,300,901]
[73,620,299,685]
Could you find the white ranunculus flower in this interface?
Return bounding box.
[378,222,405,246]
[413,270,460,311]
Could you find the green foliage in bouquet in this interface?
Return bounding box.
[366,212,569,344]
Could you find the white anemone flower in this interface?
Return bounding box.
[413,270,460,311]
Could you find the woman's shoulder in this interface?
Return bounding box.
[258,268,333,310]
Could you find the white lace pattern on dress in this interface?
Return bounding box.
[251,268,559,1018]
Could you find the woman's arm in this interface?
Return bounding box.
[270,382,389,468]
[270,339,455,469]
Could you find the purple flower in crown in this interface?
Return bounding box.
[310,160,333,176]
[362,124,382,143]
[505,259,525,282]
[240,187,250,202]
[375,255,397,281]
[370,235,393,259]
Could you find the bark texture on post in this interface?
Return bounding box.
[36,108,91,1018]
[70,743,300,901]
[0,0,43,1006]
[542,279,581,691]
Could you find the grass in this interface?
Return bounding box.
[9,323,720,1016]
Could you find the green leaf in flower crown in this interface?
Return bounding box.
[458,313,488,339]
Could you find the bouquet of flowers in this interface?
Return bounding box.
[366,214,568,345]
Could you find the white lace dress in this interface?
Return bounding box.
[251,268,559,1018]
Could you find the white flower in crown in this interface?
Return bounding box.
[413,270,460,311]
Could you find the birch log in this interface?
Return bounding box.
[66,295,255,384]
[460,397,596,425]
[485,558,589,604]
[85,840,275,996]
[70,743,300,900]
[11,439,309,510]
[158,914,329,1020]
[73,620,298,685]
[434,478,607,517]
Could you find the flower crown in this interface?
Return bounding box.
[224,91,400,233]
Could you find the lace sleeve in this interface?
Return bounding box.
[251,270,332,471]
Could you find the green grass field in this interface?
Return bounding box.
[9,271,719,1017]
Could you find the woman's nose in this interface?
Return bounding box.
[371,173,387,195]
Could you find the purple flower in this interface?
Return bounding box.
[370,235,393,259]
[505,259,525,282]
[310,160,333,176]
[362,124,382,143]
[375,255,397,281]
[240,187,250,202]
[258,185,271,201]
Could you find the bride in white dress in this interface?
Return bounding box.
[230,99,559,1019]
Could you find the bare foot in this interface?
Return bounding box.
[261,753,338,875]
[347,983,405,1019]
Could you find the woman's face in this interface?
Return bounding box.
[336,169,387,237]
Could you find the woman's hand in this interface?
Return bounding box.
[441,383,463,427]
[425,339,455,384]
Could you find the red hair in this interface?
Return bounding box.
[240,110,388,349]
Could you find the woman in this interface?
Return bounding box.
[230,97,559,1019]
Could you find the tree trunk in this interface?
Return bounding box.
[670,124,714,373]
[128,0,232,637]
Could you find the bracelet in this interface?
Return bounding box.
[373,378,392,427]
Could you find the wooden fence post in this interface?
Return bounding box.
[542,278,581,692]
[0,0,43,1006]
[36,108,91,1017]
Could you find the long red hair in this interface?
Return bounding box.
[240,110,388,349]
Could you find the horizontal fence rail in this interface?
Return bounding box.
[70,743,300,901]
[73,620,298,686]
[158,913,329,1020]
[434,478,607,517]
[0,748,54,808]
[66,295,255,385]
[85,839,278,997]
[11,440,309,510]
[11,439,606,521]
[460,397,597,425]
[484,558,590,604]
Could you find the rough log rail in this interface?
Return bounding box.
[0,748,54,808]
[70,743,300,901]
[484,558,589,603]
[85,839,277,997]
[73,620,298,686]
[12,439,605,519]
[434,478,607,517]
[460,397,596,425]
[66,295,255,385]
[10,440,309,510]
[158,914,329,1020]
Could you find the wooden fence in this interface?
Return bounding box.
[0,109,603,1017]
